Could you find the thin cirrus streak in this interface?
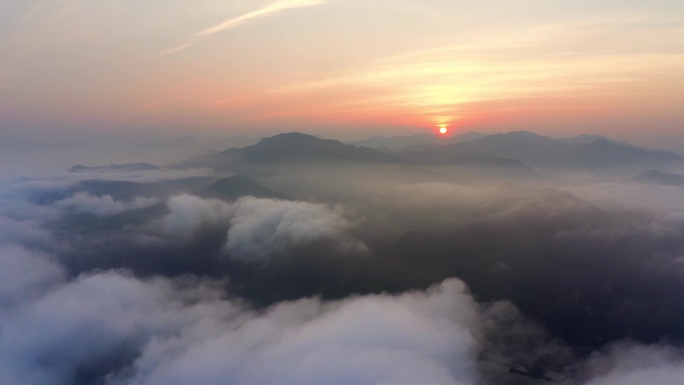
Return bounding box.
[161,0,326,56]
[16,0,46,31]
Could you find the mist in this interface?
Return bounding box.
[3,131,684,384]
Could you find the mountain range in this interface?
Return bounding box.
[346,132,488,149]
[181,132,403,171]
[178,131,682,177]
[436,131,681,172]
[631,169,684,187]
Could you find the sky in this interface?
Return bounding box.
[1,0,683,145]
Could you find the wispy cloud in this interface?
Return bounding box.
[161,0,326,56]
[16,0,46,31]
[270,15,684,126]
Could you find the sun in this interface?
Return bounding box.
[439,126,448,135]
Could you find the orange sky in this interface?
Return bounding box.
[1,0,683,145]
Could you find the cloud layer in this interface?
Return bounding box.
[0,238,489,385]
[4,169,684,384]
[55,192,159,217]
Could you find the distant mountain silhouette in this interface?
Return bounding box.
[180,132,548,182]
[383,145,542,180]
[672,145,684,157]
[347,131,487,149]
[559,134,632,146]
[448,131,569,163]
[243,133,402,162]
[347,133,445,148]
[631,169,684,187]
[181,132,403,171]
[70,163,159,172]
[200,175,288,201]
[207,136,261,150]
[447,131,682,171]
[554,138,681,167]
[451,131,490,143]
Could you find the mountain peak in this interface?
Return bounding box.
[241,132,401,163]
[631,169,684,186]
[588,137,611,146]
[561,134,614,145]
[485,131,556,143]
[580,138,681,159]
[180,132,403,170]
[257,132,321,144]
[509,130,537,136]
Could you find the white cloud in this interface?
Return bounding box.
[0,245,64,309]
[583,343,684,385]
[54,192,159,217]
[158,195,367,258]
[224,197,368,259]
[109,279,481,385]
[0,271,231,385]
[160,194,233,236]
[162,0,326,55]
